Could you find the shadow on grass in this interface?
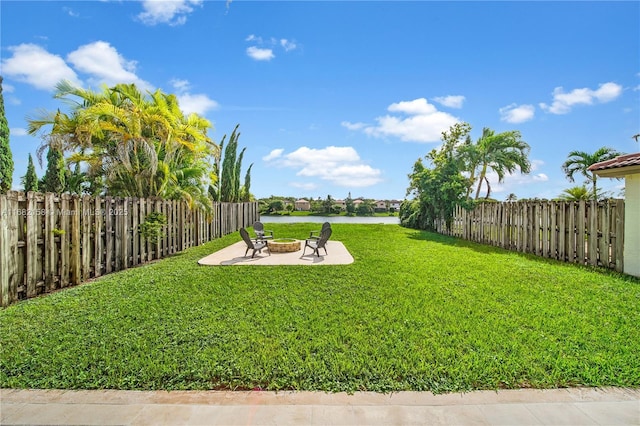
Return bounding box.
[405,228,640,283]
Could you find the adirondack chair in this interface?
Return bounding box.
[303,226,332,257]
[253,221,274,241]
[308,222,331,241]
[240,227,270,258]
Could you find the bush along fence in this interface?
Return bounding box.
[434,199,624,272]
[0,191,259,307]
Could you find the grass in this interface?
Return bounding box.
[1,224,639,393]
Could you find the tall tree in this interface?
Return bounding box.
[219,125,239,202]
[22,154,38,192]
[562,147,622,201]
[27,81,217,207]
[0,76,14,193]
[460,127,531,200]
[240,163,253,202]
[41,145,66,193]
[401,123,471,230]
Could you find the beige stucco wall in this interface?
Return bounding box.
[624,173,640,277]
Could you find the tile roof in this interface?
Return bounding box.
[588,152,640,171]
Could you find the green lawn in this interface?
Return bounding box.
[1,224,638,393]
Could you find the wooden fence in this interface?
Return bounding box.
[0,191,259,307]
[434,200,625,272]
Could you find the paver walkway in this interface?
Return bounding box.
[1,387,639,425]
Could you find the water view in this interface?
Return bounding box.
[260,215,400,225]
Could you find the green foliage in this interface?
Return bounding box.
[355,200,374,216]
[345,196,355,215]
[322,194,334,214]
[402,122,531,231]
[138,212,167,242]
[401,123,472,231]
[1,224,638,392]
[562,147,622,201]
[21,154,38,192]
[65,162,85,195]
[27,81,216,208]
[41,146,66,193]
[458,126,531,200]
[219,125,239,202]
[0,76,13,193]
[240,163,253,202]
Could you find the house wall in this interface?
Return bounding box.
[624,174,640,277]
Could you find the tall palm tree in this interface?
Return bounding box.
[459,127,531,200]
[562,147,621,201]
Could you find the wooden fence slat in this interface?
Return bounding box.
[588,201,598,266]
[82,195,92,281]
[104,197,113,274]
[600,201,610,268]
[0,194,9,306]
[60,194,70,288]
[44,193,56,291]
[70,196,81,286]
[122,197,130,270]
[94,196,103,277]
[132,198,139,267]
[25,192,39,298]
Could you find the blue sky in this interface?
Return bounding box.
[2,0,639,201]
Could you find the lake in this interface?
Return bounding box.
[260,215,400,224]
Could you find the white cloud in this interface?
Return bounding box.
[433,95,465,109]
[245,34,298,59]
[245,34,262,43]
[63,6,79,17]
[280,39,297,52]
[267,146,383,188]
[67,41,152,90]
[341,121,367,131]
[170,79,218,116]
[349,98,459,143]
[263,149,284,161]
[1,44,80,90]
[499,104,535,123]
[177,93,218,116]
[539,82,623,114]
[138,0,202,26]
[10,128,28,137]
[2,83,15,93]
[246,46,275,61]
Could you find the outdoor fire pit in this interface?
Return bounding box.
[267,238,301,253]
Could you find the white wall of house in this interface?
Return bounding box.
[624,173,640,277]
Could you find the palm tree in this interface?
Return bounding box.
[558,186,592,201]
[28,81,217,208]
[506,193,518,202]
[459,127,531,200]
[562,147,621,201]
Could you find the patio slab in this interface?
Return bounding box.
[197,240,354,266]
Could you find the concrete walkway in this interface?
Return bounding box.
[1,387,638,425]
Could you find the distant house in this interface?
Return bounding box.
[294,199,310,211]
[389,200,402,210]
[375,200,387,211]
[589,152,640,277]
[352,199,363,207]
[334,199,346,210]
